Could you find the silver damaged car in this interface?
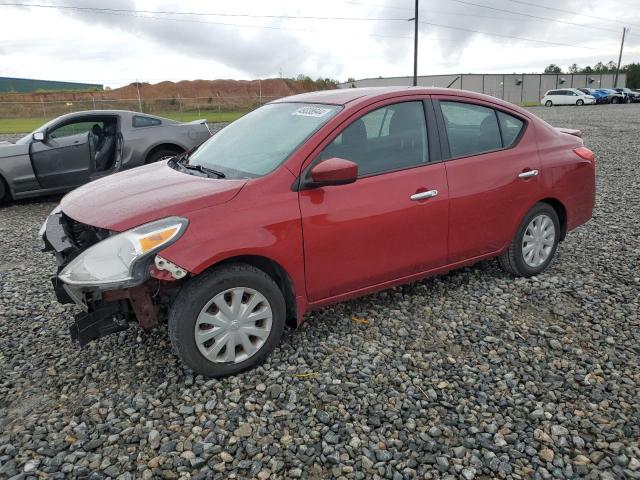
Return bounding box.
[0,110,212,201]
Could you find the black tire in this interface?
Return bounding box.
[498,203,560,277]
[168,263,286,377]
[545,100,553,107]
[576,99,584,106]
[611,97,620,104]
[0,177,6,203]
[146,148,182,164]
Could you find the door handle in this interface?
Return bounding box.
[410,190,438,201]
[518,169,539,179]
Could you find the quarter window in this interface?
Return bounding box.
[497,111,524,147]
[440,102,502,157]
[319,101,428,176]
[133,115,162,128]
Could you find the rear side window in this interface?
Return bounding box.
[497,111,524,147]
[440,102,502,157]
[319,101,428,177]
[133,115,161,128]
[547,90,558,96]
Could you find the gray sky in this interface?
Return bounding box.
[0,0,638,88]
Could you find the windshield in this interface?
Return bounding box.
[186,102,341,178]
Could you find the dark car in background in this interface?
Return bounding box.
[596,89,625,104]
[0,110,212,202]
[614,88,640,103]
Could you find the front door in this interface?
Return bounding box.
[299,99,449,302]
[30,121,94,189]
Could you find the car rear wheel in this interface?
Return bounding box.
[498,203,560,277]
[168,263,286,377]
[545,100,553,107]
[576,99,584,106]
[146,148,182,164]
[611,97,620,104]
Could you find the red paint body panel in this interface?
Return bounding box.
[300,163,449,301]
[434,95,542,261]
[62,161,247,231]
[59,87,595,323]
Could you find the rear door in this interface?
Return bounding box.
[434,97,541,262]
[299,97,450,302]
[30,121,94,188]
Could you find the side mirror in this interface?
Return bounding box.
[308,157,358,187]
[32,131,45,142]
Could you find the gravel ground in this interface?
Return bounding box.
[0,105,639,479]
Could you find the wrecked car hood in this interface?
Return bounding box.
[61,161,247,231]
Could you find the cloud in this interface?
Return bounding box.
[46,0,340,77]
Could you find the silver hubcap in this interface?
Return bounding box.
[522,214,555,268]
[195,287,272,364]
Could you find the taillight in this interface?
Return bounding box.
[573,147,596,164]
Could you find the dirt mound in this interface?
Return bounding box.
[0,78,325,103]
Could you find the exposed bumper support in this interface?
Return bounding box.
[43,211,161,346]
[70,302,128,347]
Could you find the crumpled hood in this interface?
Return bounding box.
[61,161,247,231]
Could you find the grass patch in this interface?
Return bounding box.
[0,109,249,134]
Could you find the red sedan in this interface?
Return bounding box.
[42,87,596,377]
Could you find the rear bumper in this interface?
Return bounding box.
[42,211,160,346]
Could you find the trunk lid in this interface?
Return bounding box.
[555,127,582,138]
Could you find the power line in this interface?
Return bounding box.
[418,20,609,50]
[445,0,627,34]
[347,0,638,36]
[0,1,622,52]
[0,4,413,39]
[0,2,409,21]
[503,0,640,29]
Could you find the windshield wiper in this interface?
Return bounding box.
[180,163,226,178]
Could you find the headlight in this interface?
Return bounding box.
[58,216,188,289]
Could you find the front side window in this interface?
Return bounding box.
[187,103,341,178]
[49,121,100,139]
[318,101,428,177]
[440,102,502,157]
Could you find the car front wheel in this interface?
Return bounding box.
[576,99,584,106]
[168,264,286,377]
[545,100,553,107]
[498,203,560,277]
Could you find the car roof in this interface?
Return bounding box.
[270,86,529,113]
[49,110,172,123]
[36,110,178,131]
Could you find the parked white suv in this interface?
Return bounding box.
[541,88,596,107]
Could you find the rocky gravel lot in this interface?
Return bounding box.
[0,105,639,479]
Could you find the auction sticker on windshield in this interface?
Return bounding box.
[292,106,333,117]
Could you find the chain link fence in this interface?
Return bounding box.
[0,95,284,122]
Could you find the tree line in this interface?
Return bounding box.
[543,62,640,88]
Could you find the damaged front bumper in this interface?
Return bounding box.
[42,211,177,347]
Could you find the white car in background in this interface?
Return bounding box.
[541,88,596,107]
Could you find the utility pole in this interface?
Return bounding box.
[135,79,143,112]
[614,27,628,88]
[411,0,419,86]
